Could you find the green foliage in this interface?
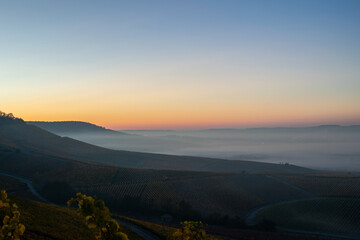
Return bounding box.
[172,221,209,240]
[67,193,128,240]
[0,190,25,240]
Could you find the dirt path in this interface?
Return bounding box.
[245,174,316,226]
[0,170,49,203]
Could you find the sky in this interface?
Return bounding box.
[1,0,359,129]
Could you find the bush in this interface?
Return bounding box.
[172,221,210,240]
[68,193,128,240]
[0,190,26,239]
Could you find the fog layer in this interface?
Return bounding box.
[49,126,360,171]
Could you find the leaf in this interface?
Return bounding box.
[3,216,10,224]
[19,224,26,235]
[1,190,7,200]
[88,223,97,229]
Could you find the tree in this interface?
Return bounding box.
[172,221,213,240]
[0,190,26,240]
[67,193,128,240]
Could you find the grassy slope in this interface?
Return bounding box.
[254,198,360,236]
[12,196,144,240]
[1,196,96,240]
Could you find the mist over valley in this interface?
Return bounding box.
[29,121,360,171]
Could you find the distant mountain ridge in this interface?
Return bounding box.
[27,121,128,135]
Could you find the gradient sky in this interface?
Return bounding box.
[1,0,359,129]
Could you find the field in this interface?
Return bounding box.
[0,148,312,218]
[0,148,341,219]
[254,198,360,237]
[77,173,312,218]
[275,174,360,197]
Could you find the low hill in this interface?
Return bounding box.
[0,112,310,174]
[27,121,129,135]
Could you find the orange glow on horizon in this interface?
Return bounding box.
[10,106,359,130]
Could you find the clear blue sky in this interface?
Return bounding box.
[1,0,359,129]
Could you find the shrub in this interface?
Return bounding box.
[172,221,210,240]
[0,190,26,240]
[67,193,128,240]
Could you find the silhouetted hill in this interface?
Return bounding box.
[27,121,129,135]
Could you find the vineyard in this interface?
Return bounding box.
[1,141,360,224]
[275,174,360,197]
[75,173,315,218]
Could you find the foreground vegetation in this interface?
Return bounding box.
[0,190,26,240]
[68,192,128,240]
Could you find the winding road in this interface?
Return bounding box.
[0,170,49,203]
[0,170,162,240]
[244,176,359,240]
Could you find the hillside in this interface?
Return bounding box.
[27,121,129,135]
[0,114,311,174]
[0,194,146,240]
[0,196,95,240]
[0,146,314,218]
